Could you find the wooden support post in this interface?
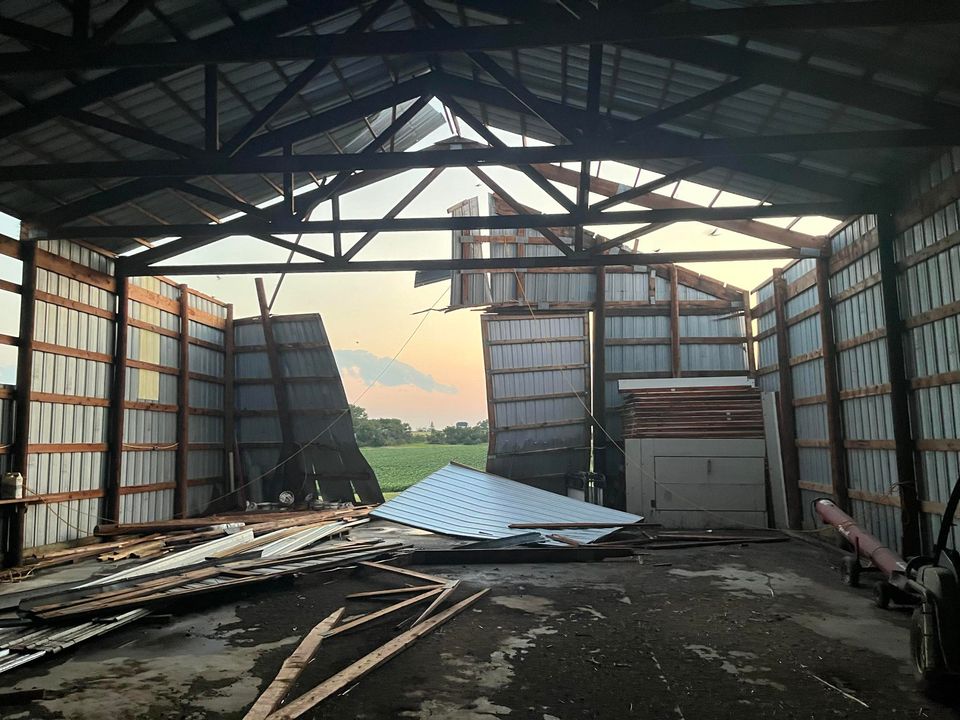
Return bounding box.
[669,264,681,377]
[106,277,129,525]
[7,242,36,566]
[816,258,850,513]
[773,269,803,530]
[255,277,297,500]
[223,303,238,503]
[877,210,922,556]
[175,284,190,518]
[592,266,607,483]
[742,290,756,376]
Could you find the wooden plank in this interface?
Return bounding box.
[360,561,449,585]
[346,585,444,600]
[31,392,109,407]
[8,243,35,567]
[35,290,115,320]
[266,590,490,720]
[118,481,177,495]
[877,209,922,557]
[127,283,178,313]
[255,277,296,495]
[904,298,960,329]
[223,303,237,502]
[818,258,849,510]
[176,284,190,518]
[773,269,803,529]
[592,266,607,485]
[33,341,112,364]
[243,607,345,720]
[104,278,130,519]
[411,580,461,627]
[323,587,445,639]
[743,290,756,376]
[836,327,886,352]
[669,264,681,377]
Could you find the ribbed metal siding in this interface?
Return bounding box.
[233,314,376,503]
[828,216,901,550]
[900,152,960,548]
[482,312,590,492]
[24,240,114,548]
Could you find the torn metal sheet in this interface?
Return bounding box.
[371,462,642,544]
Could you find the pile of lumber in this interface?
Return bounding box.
[2,506,374,582]
[244,562,487,720]
[0,509,400,675]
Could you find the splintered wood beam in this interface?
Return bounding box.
[533,162,824,250]
[242,607,345,720]
[266,589,490,720]
[323,587,445,639]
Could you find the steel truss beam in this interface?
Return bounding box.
[451,0,960,132]
[0,1,364,143]
[31,200,873,242]
[36,74,432,227]
[430,72,879,201]
[120,247,819,277]
[7,127,954,184]
[2,2,956,72]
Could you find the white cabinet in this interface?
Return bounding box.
[625,438,767,529]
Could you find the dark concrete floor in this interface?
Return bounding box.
[2,521,958,719]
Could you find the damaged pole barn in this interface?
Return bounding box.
[0,0,958,717]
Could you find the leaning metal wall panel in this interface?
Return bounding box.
[482,312,591,494]
[234,313,378,504]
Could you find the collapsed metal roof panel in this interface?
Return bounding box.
[372,462,642,543]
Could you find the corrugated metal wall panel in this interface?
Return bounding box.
[233,314,378,504]
[482,312,590,493]
[899,152,960,547]
[23,240,114,548]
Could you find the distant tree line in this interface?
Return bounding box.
[350,405,488,447]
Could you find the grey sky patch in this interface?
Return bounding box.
[335,348,457,395]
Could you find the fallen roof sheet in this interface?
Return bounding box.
[371,462,642,544]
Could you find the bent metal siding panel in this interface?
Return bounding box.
[233,313,380,505]
[481,312,591,494]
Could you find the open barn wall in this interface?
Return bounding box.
[753,147,960,556]
[459,194,750,504]
[0,235,232,562]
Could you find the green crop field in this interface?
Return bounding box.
[362,443,487,494]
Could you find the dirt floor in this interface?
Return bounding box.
[2,521,958,719]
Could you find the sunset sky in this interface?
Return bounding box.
[0,108,841,429]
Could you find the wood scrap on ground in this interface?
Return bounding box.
[242,607,345,720]
[262,589,490,720]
